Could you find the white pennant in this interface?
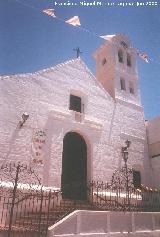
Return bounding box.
[42,9,56,18]
[65,16,81,26]
[138,52,149,63]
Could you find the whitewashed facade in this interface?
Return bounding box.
[0,34,154,188]
[146,117,160,187]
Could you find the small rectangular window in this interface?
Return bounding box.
[102,58,107,65]
[129,81,134,94]
[69,95,81,113]
[118,50,123,63]
[133,170,141,188]
[129,87,134,94]
[127,54,131,67]
[120,78,126,90]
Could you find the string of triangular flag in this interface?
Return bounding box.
[137,52,149,63]
[13,0,155,65]
[42,8,151,64]
[42,8,99,37]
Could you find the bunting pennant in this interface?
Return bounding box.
[138,52,149,63]
[15,1,157,66]
[42,8,56,18]
[65,16,81,26]
[100,34,116,41]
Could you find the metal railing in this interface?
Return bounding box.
[87,180,160,212]
[0,163,160,236]
[0,188,60,237]
[0,181,160,236]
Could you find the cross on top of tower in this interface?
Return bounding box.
[73,47,82,58]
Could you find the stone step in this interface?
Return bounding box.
[14,199,97,234]
[59,201,94,209]
[15,214,62,224]
[19,209,67,217]
[60,199,91,204]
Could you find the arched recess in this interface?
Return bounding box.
[61,132,87,200]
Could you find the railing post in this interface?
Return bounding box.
[121,140,131,211]
[37,188,44,237]
[125,161,130,210]
[7,163,20,237]
[89,181,94,204]
[45,190,52,235]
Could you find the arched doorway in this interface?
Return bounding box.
[61,132,87,200]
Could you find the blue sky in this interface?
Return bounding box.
[0,0,160,119]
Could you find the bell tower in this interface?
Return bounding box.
[94,33,141,106]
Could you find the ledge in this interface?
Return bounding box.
[84,116,103,130]
[49,109,71,120]
[48,211,160,237]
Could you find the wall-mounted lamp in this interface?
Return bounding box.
[121,140,131,164]
[19,113,29,128]
[125,140,131,148]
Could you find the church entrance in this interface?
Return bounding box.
[61,132,87,200]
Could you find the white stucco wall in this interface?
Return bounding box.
[146,117,160,187]
[0,58,151,187]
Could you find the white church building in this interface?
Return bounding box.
[0,33,159,195]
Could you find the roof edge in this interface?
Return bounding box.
[0,57,80,79]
